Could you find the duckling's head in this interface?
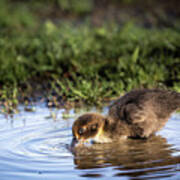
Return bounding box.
[72,113,107,146]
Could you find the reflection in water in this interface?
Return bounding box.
[0,104,179,180]
[72,135,180,179]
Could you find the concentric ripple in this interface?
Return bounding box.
[0,105,76,180]
[0,104,180,180]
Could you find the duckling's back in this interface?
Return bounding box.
[108,89,180,138]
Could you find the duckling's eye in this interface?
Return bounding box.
[78,128,85,135]
[91,124,98,132]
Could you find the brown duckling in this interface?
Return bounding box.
[72,89,180,146]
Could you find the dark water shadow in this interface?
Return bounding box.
[71,135,180,179]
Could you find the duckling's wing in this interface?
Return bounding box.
[109,102,159,138]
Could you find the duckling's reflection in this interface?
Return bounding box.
[71,135,180,179]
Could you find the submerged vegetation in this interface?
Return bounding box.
[0,0,180,112]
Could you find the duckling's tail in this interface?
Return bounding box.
[170,91,180,111]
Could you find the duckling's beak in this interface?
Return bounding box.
[71,137,85,147]
[71,137,95,147]
[71,137,78,147]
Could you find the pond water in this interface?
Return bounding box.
[0,103,180,180]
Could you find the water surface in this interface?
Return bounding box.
[0,103,179,180]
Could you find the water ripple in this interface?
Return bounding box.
[0,105,180,180]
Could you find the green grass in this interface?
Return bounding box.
[0,0,180,112]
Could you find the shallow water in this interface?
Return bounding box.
[0,103,180,180]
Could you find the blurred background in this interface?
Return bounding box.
[0,0,180,111]
[1,0,180,27]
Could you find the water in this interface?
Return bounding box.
[0,103,180,180]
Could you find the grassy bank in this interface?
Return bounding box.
[0,0,180,112]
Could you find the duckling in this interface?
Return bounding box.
[72,89,180,146]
